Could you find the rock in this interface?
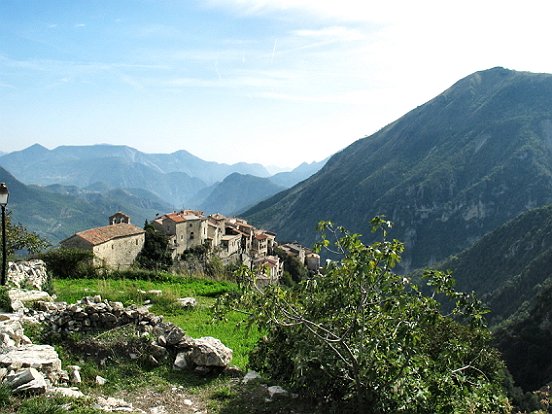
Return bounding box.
[173,352,188,370]
[6,367,47,395]
[48,387,85,398]
[95,375,107,385]
[188,337,232,368]
[67,365,82,384]
[8,289,53,308]
[149,407,168,414]
[0,344,62,373]
[183,399,193,406]
[95,396,145,413]
[177,297,197,309]
[267,385,289,399]
[165,326,185,346]
[243,370,262,384]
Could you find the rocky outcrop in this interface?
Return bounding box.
[7,260,49,290]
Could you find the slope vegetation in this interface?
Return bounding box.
[245,67,552,270]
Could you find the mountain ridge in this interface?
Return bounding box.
[244,67,552,270]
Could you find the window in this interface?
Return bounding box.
[190,232,194,240]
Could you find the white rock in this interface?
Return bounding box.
[268,385,289,399]
[6,367,47,395]
[189,337,232,368]
[48,387,85,398]
[0,344,62,373]
[243,370,262,384]
[177,297,197,308]
[183,399,193,406]
[173,352,188,370]
[67,365,82,384]
[95,375,107,385]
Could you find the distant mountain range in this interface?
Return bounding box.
[197,173,287,216]
[244,67,552,271]
[0,144,327,214]
[0,166,173,244]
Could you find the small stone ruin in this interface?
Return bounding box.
[0,259,234,404]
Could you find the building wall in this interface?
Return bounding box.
[92,233,145,270]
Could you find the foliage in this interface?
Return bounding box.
[216,218,510,413]
[274,246,308,283]
[0,285,12,311]
[136,222,173,271]
[0,213,49,260]
[40,247,95,278]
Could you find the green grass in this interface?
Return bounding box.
[52,276,259,370]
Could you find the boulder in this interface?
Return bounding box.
[177,297,197,309]
[173,352,189,370]
[0,344,62,373]
[188,337,232,368]
[6,367,47,395]
[48,387,85,398]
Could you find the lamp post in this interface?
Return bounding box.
[0,183,8,286]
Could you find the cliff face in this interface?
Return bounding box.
[244,68,552,270]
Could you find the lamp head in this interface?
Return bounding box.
[0,183,8,207]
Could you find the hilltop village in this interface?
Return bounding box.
[61,210,320,284]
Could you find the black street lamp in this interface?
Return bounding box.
[0,183,9,286]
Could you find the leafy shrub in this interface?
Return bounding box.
[217,218,511,413]
[40,248,95,279]
[0,286,11,312]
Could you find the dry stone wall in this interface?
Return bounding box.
[0,259,234,407]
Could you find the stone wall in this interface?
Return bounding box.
[7,260,49,290]
[92,233,145,270]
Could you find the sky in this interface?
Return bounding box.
[2,1,552,169]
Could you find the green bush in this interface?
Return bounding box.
[0,286,12,312]
[217,218,511,413]
[40,248,95,279]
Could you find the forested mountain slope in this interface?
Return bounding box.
[245,67,552,270]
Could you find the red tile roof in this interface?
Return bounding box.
[165,212,186,223]
[75,223,145,246]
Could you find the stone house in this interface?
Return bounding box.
[219,234,242,262]
[253,255,283,287]
[60,214,145,270]
[152,210,207,259]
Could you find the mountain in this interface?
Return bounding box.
[198,173,287,216]
[493,277,552,391]
[0,166,172,244]
[244,67,552,271]
[269,158,328,188]
[0,144,271,206]
[440,204,552,325]
[423,204,552,390]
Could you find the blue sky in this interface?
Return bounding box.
[2,1,552,168]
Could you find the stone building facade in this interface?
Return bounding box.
[60,215,145,270]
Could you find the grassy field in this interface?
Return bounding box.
[52,276,261,369]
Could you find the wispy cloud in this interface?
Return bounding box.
[292,26,365,42]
